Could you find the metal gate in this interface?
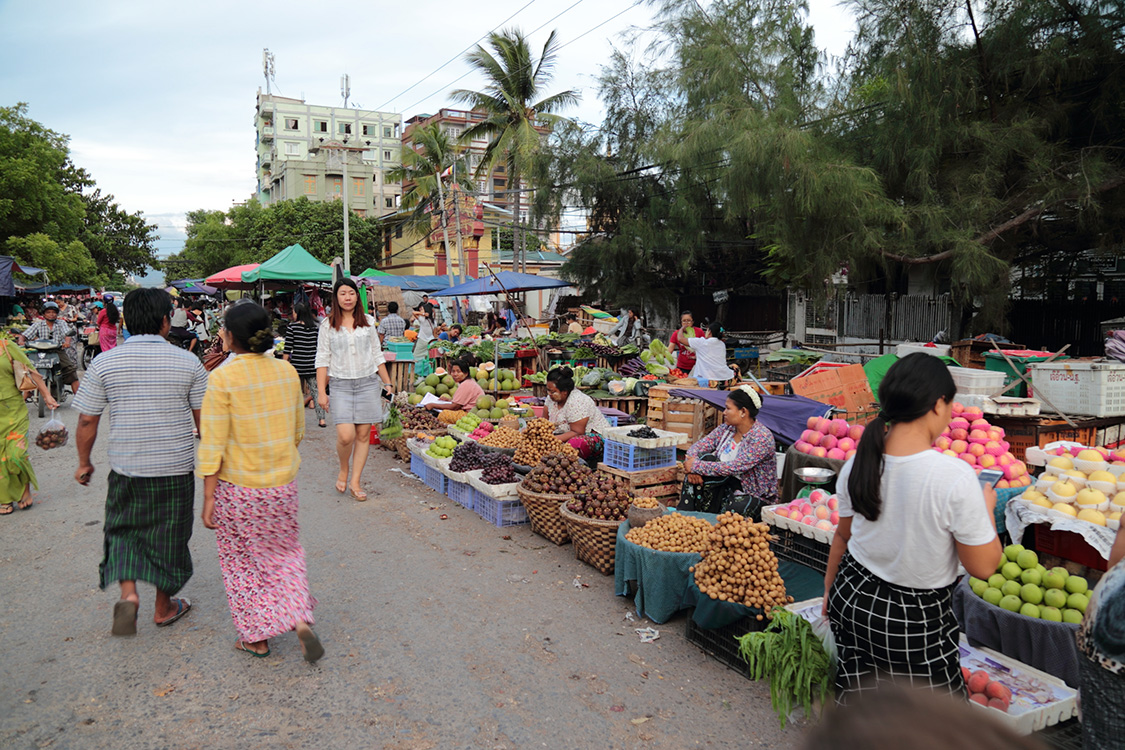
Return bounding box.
[838,293,953,343]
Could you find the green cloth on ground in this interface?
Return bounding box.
[100,471,195,594]
[0,341,37,503]
[614,511,713,624]
[686,560,826,629]
[863,352,961,405]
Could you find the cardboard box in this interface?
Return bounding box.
[789,363,876,415]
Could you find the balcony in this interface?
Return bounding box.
[261,150,272,167]
[261,125,274,140]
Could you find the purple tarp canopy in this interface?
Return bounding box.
[668,389,832,446]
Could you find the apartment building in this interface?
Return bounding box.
[255,90,403,217]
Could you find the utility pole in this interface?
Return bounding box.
[435,168,454,289]
[342,150,350,274]
[309,138,367,275]
[453,160,466,284]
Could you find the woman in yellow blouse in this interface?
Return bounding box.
[199,303,323,662]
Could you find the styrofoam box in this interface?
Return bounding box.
[762,505,836,544]
[956,393,1042,416]
[896,342,952,358]
[602,425,687,449]
[958,639,1078,734]
[1027,360,1125,418]
[949,366,1007,395]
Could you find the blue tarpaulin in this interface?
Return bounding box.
[361,275,450,292]
[0,255,47,296]
[430,271,569,297]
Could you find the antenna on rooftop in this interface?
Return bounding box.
[263,48,276,94]
[341,74,351,107]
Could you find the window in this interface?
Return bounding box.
[330,177,342,196]
[284,142,300,155]
[362,124,373,136]
[352,177,365,197]
[395,224,402,238]
[495,165,506,173]
[284,118,299,130]
[314,120,327,133]
[493,178,506,188]
[383,150,393,160]
[303,174,316,195]
[362,150,376,162]
[383,126,393,139]
[385,197,394,209]
[339,122,352,135]
[354,209,366,217]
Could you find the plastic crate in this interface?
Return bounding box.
[769,526,830,574]
[1035,719,1084,750]
[896,342,952,358]
[985,351,1066,398]
[684,614,764,678]
[949,366,1007,395]
[473,489,529,527]
[423,465,447,495]
[410,453,425,478]
[603,440,677,471]
[605,415,619,427]
[447,480,474,510]
[1032,525,1107,571]
[1027,360,1125,418]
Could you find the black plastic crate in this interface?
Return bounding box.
[769,526,830,575]
[1037,719,1083,750]
[684,614,766,678]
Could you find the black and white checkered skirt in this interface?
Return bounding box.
[827,551,964,705]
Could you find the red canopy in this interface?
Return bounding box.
[206,263,260,289]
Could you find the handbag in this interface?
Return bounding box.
[4,341,37,392]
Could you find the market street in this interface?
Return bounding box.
[0,401,800,750]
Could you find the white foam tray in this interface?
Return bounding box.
[602,425,688,449]
[762,505,836,545]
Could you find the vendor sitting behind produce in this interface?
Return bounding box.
[429,358,485,412]
[545,367,612,461]
[687,322,737,385]
[681,385,777,513]
[438,324,462,342]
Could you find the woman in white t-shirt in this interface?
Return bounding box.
[822,353,1002,705]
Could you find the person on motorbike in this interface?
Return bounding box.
[18,301,80,395]
[168,298,199,353]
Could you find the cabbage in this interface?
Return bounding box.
[581,370,603,388]
[646,362,670,376]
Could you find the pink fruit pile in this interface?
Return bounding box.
[773,488,839,532]
[963,667,1012,713]
[469,422,495,440]
[933,403,1030,488]
[793,417,864,461]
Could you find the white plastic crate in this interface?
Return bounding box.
[1027,360,1125,418]
[896,342,951,358]
[948,366,1006,395]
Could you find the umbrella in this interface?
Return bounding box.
[206,263,260,289]
[429,271,570,297]
[168,278,219,295]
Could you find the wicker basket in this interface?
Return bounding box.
[517,485,572,545]
[627,503,665,528]
[395,438,412,462]
[558,504,624,575]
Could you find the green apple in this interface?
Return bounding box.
[1063,608,1084,624]
[988,574,1007,589]
[1000,595,1023,612]
[1067,592,1089,614]
[1044,572,1067,590]
[1044,588,1068,609]
[1002,562,1023,580]
[1021,569,1042,586]
[982,588,1004,606]
[1017,549,1039,570]
[1021,584,1044,605]
[1051,566,1070,581]
[1065,576,1089,595]
[1002,580,1022,598]
[1004,544,1026,562]
[1019,603,1041,618]
[969,577,989,597]
[1041,606,1063,622]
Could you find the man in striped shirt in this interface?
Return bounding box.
[376,300,407,344]
[74,288,208,637]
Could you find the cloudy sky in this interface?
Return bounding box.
[0,0,855,261]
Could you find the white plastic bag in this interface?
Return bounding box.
[36,410,69,450]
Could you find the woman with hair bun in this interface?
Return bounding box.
[681,385,777,512]
[545,366,612,460]
[823,353,1002,704]
[198,302,323,663]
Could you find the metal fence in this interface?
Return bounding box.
[838,294,953,343]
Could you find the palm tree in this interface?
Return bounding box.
[385,122,474,280]
[452,28,579,273]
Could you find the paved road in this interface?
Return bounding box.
[0,398,806,749]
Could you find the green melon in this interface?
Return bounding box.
[435,384,449,395]
[424,373,440,387]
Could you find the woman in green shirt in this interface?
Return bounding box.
[0,337,57,514]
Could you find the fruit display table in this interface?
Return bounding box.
[952,577,1082,688]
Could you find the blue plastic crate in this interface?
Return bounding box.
[423,464,447,494]
[410,453,426,478]
[605,415,619,427]
[473,489,529,527]
[447,479,474,510]
[603,440,677,471]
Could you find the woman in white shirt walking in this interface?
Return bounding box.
[315,279,394,501]
[823,353,1002,704]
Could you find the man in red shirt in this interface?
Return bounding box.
[668,310,704,373]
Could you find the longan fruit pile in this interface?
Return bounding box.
[626,513,714,553]
[478,427,523,448]
[514,419,577,465]
[690,512,793,618]
[631,496,662,509]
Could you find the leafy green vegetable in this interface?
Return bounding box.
[764,348,822,366]
[736,609,832,728]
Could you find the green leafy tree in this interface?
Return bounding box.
[452,28,580,272]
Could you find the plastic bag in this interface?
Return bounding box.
[807,612,838,670]
[36,411,69,450]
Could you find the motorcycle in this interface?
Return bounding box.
[25,340,67,418]
[81,320,99,369]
